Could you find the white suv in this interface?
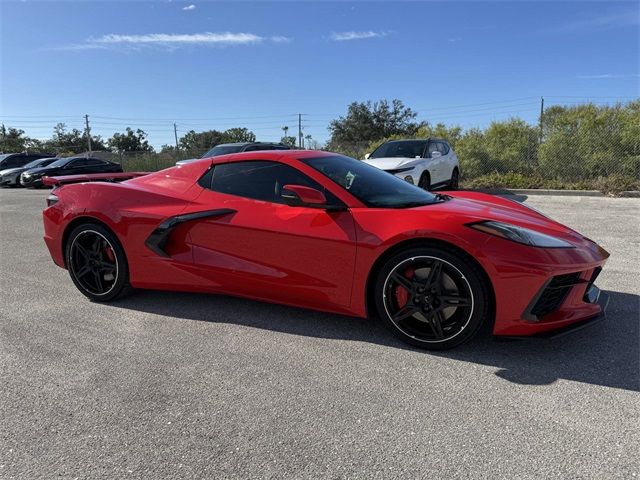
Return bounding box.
[363,138,459,190]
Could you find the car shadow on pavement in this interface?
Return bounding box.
[112,289,638,392]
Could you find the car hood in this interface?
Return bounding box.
[0,167,24,176]
[364,157,420,170]
[415,191,587,241]
[23,166,57,175]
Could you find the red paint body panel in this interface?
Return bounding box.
[42,150,609,337]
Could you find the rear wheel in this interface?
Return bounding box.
[374,246,489,350]
[418,171,431,191]
[65,223,130,302]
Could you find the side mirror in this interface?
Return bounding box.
[281,184,327,207]
[364,153,371,160]
[431,151,442,159]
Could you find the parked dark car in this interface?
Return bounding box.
[0,157,58,187]
[20,156,123,188]
[175,142,291,166]
[0,152,53,171]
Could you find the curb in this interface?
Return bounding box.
[506,189,603,197]
[618,190,640,198]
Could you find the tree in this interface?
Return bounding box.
[179,127,257,152]
[108,128,153,153]
[483,118,539,175]
[222,127,256,143]
[280,136,297,147]
[327,99,424,149]
[179,130,225,151]
[40,122,106,154]
[0,126,32,152]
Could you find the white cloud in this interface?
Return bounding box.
[552,9,639,33]
[52,32,292,51]
[91,32,263,46]
[577,74,640,79]
[329,31,388,41]
[270,36,292,43]
[182,4,196,11]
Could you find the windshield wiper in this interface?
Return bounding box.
[434,193,451,202]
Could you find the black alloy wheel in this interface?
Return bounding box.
[66,223,130,301]
[418,172,431,191]
[374,247,489,350]
[450,169,459,190]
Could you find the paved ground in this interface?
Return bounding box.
[1,188,638,479]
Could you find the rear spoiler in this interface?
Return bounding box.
[42,172,150,187]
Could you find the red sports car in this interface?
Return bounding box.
[42,151,609,350]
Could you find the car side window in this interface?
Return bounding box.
[202,160,340,205]
[427,142,439,158]
[84,159,106,166]
[242,145,267,152]
[438,142,449,155]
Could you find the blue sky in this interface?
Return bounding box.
[1,1,638,148]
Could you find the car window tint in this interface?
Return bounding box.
[205,160,339,205]
[438,142,449,155]
[370,141,427,159]
[84,159,106,166]
[427,142,439,157]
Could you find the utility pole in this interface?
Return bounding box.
[174,123,179,150]
[298,113,302,149]
[84,114,92,156]
[539,96,544,143]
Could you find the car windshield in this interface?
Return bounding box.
[24,158,53,168]
[370,140,427,159]
[201,145,244,158]
[302,155,442,208]
[0,154,13,162]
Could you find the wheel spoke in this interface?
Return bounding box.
[92,270,104,291]
[391,272,414,292]
[75,265,92,278]
[393,304,418,322]
[425,260,443,288]
[74,243,90,260]
[428,311,445,339]
[440,295,472,308]
[98,261,116,272]
[91,236,103,255]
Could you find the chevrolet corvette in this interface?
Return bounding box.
[42,150,609,350]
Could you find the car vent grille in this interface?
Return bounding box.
[530,272,582,318]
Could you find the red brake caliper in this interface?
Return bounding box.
[394,267,414,306]
[104,246,115,262]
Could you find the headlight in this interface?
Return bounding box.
[468,221,574,248]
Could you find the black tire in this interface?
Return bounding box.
[418,171,431,191]
[373,246,490,350]
[449,169,459,190]
[65,222,131,302]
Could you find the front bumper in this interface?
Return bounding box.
[0,174,19,186]
[20,176,44,187]
[500,287,609,340]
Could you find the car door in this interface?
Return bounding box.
[186,160,358,311]
[437,142,454,181]
[425,141,444,184]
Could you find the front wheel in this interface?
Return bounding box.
[373,247,490,350]
[449,169,459,190]
[65,223,130,302]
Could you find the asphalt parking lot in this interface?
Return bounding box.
[1,188,638,479]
